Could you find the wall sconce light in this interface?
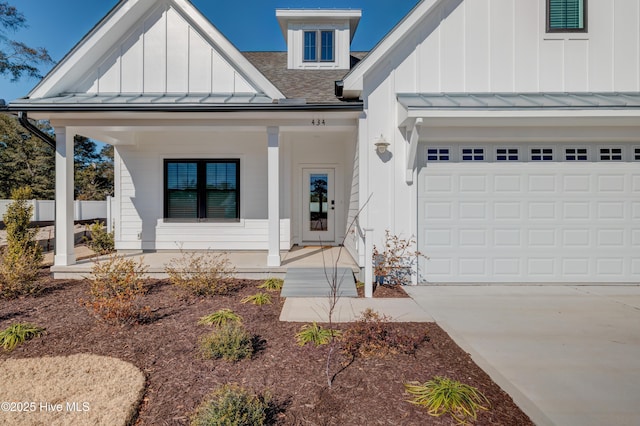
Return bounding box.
[374,135,390,154]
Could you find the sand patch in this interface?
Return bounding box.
[0,354,145,426]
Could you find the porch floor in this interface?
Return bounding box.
[49,245,360,280]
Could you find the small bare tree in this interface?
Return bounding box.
[321,194,372,388]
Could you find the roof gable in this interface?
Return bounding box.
[28,0,284,101]
[342,0,442,97]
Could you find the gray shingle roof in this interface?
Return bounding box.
[243,51,367,104]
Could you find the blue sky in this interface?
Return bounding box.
[0,0,420,102]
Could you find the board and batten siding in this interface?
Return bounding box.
[378,0,640,94]
[74,4,256,94]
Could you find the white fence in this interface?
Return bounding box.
[0,197,113,225]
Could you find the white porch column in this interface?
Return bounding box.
[54,127,76,266]
[267,126,281,267]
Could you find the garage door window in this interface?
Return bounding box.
[599,147,623,161]
[496,148,519,161]
[427,148,450,161]
[635,147,640,161]
[531,148,554,161]
[565,147,588,161]
[461,148,484,161]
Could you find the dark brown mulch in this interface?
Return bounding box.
[0,275,533,426]
[356,282,410,298]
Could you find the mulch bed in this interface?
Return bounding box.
[357,282,410,298]
[0,274,533,425]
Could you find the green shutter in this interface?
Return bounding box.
[549,0,584,29]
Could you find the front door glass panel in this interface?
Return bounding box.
[309,173,328,231]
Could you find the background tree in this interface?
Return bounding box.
[0,114,54,199]
[0,2,53,81]
[74,136,114,200]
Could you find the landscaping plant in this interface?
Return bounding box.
[257,277,283,291]
[82,254,150,324]
[85,220,114,255]
[0,186,43,298]
[190,384,271,426]
[198,308,242,327]
[295,322,341,346]
[199,323,254,362]
[372,230,428,287]
[404,376,490,425]
[166,250,236,296]
[341,308,426,358]
[0,323,45,351]
[241,292,272,305]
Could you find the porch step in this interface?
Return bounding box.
[281,268,357,298]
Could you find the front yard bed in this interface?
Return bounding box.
[0,275,533,425]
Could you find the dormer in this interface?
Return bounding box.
[276,9,361,70]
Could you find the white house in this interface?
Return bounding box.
[6,0,640,284]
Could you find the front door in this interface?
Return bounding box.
[302,168,335,244]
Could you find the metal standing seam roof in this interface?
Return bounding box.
[9,92,275,106]
[397,92,640,109]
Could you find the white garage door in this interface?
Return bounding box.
[417,144,640,283]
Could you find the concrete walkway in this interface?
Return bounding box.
[404,285,640,426]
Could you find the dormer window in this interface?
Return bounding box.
[304,30,334,62]
[547,0,587,32]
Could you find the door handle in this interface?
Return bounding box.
[331,200,335,210]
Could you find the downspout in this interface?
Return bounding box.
[17,112,56,149]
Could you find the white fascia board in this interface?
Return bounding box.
[398,108,640,128]
[175,0,284,100]
[342,0,441,96]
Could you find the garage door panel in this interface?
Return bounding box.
[418,156,638,283]
[563,174,591,192]
[494,175,522,192]
[597,202,625,220]
[528,174,557,192]
[598,175,626,192]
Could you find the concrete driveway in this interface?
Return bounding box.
[404,285,640,426]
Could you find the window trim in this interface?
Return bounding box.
[303,29,335,62]
[164,159,240,222]
[546,0,588,33]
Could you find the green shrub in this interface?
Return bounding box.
[166,251,236,296]
[257,277,283,291]
[82,254,150,324]
[404,376,490,425]
[199,323,254,362]
[295,322,341,346]
[198,309,242,327]
[190,384,270,426]
[341,308,425,358]
[85,220,114,255]
[0,323,46,351]
[0,187,42,298]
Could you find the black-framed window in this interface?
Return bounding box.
[164,159,239,221]
[547,0,587,32]
[634,147,640,161]
[303,30,334,62]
